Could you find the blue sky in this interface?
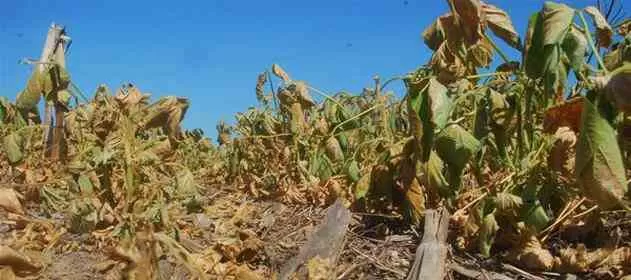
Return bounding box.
[0,0,623,138]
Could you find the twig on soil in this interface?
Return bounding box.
[500,263,546,280]
[448,262,513,280]
[350,246,407,278]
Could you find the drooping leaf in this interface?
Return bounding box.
[423,17,445,51]
[448,0,485,44]
[525,3,575,80]
[543,97,584,133]
[271,64,291,82]
[575,99,628,210]
[467,39,494,68]
[435,124,481,189]
[325,137,344,162]
[403,176,425,227]
[584,6,613,48]
[524,12,546,78]
[541,2,575,46]
[407,77,453,161]
[488,89,514,128]
[423,151,449,197]
[483,3,521,49]
[562,27,588,73]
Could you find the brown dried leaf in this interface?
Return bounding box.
[0,246,41,274]
[114,83,148,108]
[584,6,613,48]
[483,3,521,49]
[0,188,24,214]
[543,97,584,134]
[272,64,291,82]
[509,233,555,271]
[549,126,577,178]
[449,0,485,44]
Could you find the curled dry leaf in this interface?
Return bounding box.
[584,6,613,48]
[272,64,291,82]
[543,97,584,134]
[548,126,577,178]
[0,188,24,214]
[483,3,521,49]
[449,0,485,44]
[509,233,555,271]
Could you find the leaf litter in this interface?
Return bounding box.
[3,1,631,279]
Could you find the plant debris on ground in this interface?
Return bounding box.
[3,0,631,279]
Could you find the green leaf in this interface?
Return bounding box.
[354,172,371,200]
[576,98,628,210]
[476,200,498,257]
[2,133,23,164]
[525,3,575,80]
[408,77,453,161]
[520,185,551,232]
[522,200,550,232]
[488,89,514,128]
[483,3,521,50]
[346,160,361,183]
[562,27,588,73]
[525,12,546,79]
[77,174,94,195]
[542,2,575,46]
[435,124,481,189]
[423,151,449,197]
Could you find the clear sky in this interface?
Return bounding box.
[0,0,623,138]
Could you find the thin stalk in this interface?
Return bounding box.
[331,104,383,135]
[465,72,506,80]
[578,11,609,74]
[485,34,511,64]
[306,85,350,114]
[380,76,404,92]
[266,71,278,112]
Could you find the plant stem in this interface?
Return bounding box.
[307,85,349,114]
[485,34,511,64]
[465,72,505,80]
[331,104,382,135]
[578,11,609,74]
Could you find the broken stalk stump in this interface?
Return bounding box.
[406,208,450,280]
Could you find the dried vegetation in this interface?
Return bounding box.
[3,0,631,279]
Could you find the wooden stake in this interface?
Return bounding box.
[406,208,450,280]
[49,31,67,162]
